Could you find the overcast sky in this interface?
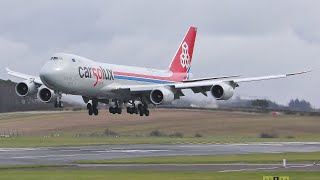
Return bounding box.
[0,0,319,107]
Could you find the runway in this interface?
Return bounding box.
[76,163,320,172]
[0,142,319,167]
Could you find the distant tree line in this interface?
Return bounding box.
[288,99,313,112]
[165,95,317,112]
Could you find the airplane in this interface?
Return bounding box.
[6,26,310,116]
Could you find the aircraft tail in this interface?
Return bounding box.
[168,26,197,74]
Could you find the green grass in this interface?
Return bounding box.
[0,171,318,180]
[1,136,319,148]
[0,111,72,121]
[1,109,320,147]
[75,152,320,164]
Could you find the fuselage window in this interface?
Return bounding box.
[50,57,63,61]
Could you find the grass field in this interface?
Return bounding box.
[0,170,318,180]
[0,109,319,147]
[75,152,320,164]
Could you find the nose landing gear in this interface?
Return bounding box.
[54,93,63,108]
[87,99,98,116]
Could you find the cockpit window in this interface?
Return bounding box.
[50,57,63,60]
[72,58,76,62]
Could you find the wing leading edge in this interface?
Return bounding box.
[6,68,42,84]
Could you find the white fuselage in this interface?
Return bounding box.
[40,53,184,99]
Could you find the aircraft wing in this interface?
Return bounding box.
[174,70,311,89]
[6,68,42,84]
[114,70,311,95]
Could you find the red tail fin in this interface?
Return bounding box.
[168,26,197,74]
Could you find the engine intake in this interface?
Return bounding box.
[150,88,174,105]
[15,81,38,97]
[210,83,234,100]
[38,87,57,103]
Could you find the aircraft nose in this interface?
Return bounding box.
[40,62,63,88]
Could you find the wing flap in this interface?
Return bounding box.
[183,75,240,83]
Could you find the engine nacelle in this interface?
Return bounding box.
[15,81,38,97]
[210,83,234,100]
[38,87,57,103]
[150,87,174,105]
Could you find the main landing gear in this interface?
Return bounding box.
[138,103,149,116]
[126,100,138,115]
[126,106,138,114]
[84,99,150,116]
[125,101,149,116]
[109,100,122,114]
[87,99,98,116]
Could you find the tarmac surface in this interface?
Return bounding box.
[75,163,320,172]
[0,142,320,172]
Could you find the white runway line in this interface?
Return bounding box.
[219,167,280,172]
[8,149,169,159]
[58,150,82,152]
[10,153,114,159]
[94,150,170,153]
[218,164,317,172]
[0,148,38,152]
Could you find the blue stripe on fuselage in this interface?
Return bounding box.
[114,75,173,84]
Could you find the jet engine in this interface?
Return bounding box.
[38,86,57,103]
[210,83,234,100]
[15,81,38,97]
[150,87,174,105]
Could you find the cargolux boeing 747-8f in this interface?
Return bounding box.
[6,27,310,116]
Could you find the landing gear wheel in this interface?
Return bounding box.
[109,107,116,114]
[144,109,150,116]
[117,108,122,114]
[93,108,99,116]
[88,108,93,116]
[87,103,97,116]
[54,101,58,108]
[139,110,144,116]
